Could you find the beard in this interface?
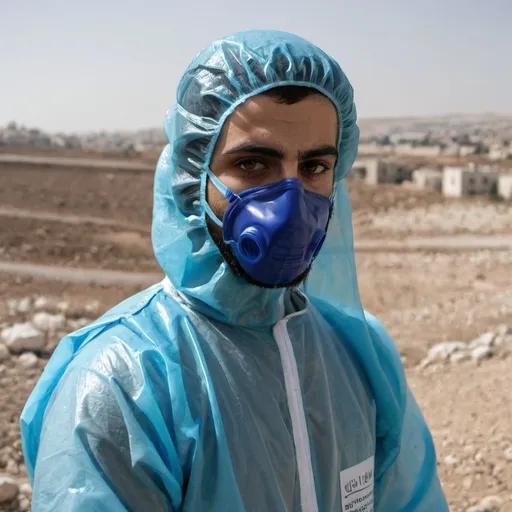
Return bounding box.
[206,216,311,289]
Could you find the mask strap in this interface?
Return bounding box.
[206,167,232,198]
[329,181,338,203]
[204,167,234,228]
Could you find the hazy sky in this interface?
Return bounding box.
[1,0,511,132]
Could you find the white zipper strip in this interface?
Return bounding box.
[274,315,319,512]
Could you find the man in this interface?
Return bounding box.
[21,30,448,511]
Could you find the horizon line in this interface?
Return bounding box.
[3,111,512,135]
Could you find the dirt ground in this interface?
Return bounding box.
[1,158,512,511]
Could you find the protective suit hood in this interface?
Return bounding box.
[151,30,359,327]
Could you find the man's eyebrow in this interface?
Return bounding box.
[221,142,338,160]
[299,145,338,160]
[222,143,284,159]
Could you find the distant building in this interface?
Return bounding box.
[498,174,512,200]
[348,160,368,180]
[443,144,460,157]
[413,145,443,157]
[394,143,414,155]
[394,144,443,157]
[387,162,417,184]
[357,143,393,155]
[354,158,415,185]
[489,144,512,161]
[459,145,478,157]
[354,158,382,184]
[412,168,443,192]
[442,166,498,197]
[389,132,427,145]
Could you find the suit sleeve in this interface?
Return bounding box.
[362,312,448,511]
[31,340,183,512]
[375,387,449,511]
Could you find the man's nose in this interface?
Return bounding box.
[281,160,300,181]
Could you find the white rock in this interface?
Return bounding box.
[0,344,9,362]
[496,324,511,337]
[466,505,487,512]
[0,475,19,503]
[467,495,504,512]
[19,496,30,511]
[56,301,69,313]
[471,345,493,362]
[504,445,512,461]
[68,318,90,330]
[18,352,39,369]
[420,342,467,367]
[450,351,470,363]
[33,297,50,311]
[85,300,101,315]
[32,312,66,333]
[443,454,459,466]
[1,323,45,353]
[7,297,32,315]
[5,460,18,475]
[16,297,32,314]
[469,332,496,350]
[18,482,31,496]
[6,299,18,313]
[429,341,467,359]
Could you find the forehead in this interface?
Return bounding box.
[214,93,339,153]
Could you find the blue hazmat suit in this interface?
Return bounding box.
[20,30,448,511]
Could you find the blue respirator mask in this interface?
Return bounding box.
[204,168,334,287]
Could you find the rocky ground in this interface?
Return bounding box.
[1,158,512,511]
[355,201,512,238]
[0,286,141,512]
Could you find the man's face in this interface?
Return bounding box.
[206,91,339,288]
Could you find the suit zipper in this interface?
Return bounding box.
[274,315,318,512]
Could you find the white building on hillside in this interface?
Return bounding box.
[353,158,415,185]
[412,168,443,191]
[349,160,368,180]
[357,143,393,156]
[489,144,512,161]
[443,144,460,157]
[498,174,512,200]
[459,145,478,157]
[394,144,443,157]
[442,166,498,197]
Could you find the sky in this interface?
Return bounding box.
[1,0,511,132]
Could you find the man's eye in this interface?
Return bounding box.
[302,161,330,175]
[236,159,267,172]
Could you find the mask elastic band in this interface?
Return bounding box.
[203,167,235,228]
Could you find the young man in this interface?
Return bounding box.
[21,30,448,511]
